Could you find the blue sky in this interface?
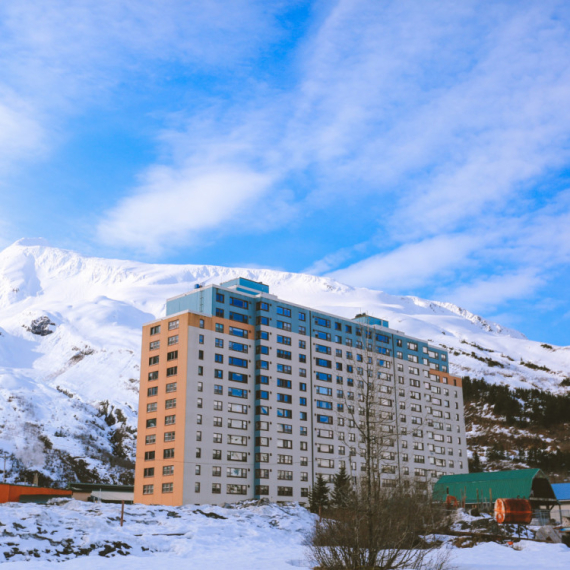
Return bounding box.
[1,0,570,346]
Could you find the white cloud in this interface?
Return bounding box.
[328,233,482,290]
[440,271,545,313]
[98,164,274,254]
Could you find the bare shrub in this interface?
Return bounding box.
[307,479,452,570]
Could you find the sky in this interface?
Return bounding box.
[1,0,570,346]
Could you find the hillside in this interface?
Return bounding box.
[0,239,569,484]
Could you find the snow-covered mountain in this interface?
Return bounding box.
[1,238,569,484]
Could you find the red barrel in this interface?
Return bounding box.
[494,498,532,524]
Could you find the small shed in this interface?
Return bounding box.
[433,469,558,509]
[68,483,134,504]
[0,483,72,504]
[552,483,570,519]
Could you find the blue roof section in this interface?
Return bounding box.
[552,483,570,501]
[220,278,269,294]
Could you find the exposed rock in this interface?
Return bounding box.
[28,316,56,336]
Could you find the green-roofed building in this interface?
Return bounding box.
[433,469,558,510]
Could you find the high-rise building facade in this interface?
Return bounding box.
[134,278,468,506]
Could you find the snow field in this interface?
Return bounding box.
[0,501,568,570]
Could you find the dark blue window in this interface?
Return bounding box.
[315,331,330,341]
[256,390,269,400]
[277,349,291,360]
[277,364,292,374]
[215,369,223,379]
[230,341,248,353]
[229,387,247,398]
[216,293,225,303]
[256,316,269,326]
[277,379,291,389]
[316,386,332,396]
[376,334,390,344]
[315,344,331,354]
[256,375,269,384]
[299,382,307,391]
[230,312,248,324]
[300,397,307,406]
[276,306,291,317]
[215,308,224,318]
[299,312,306,321]
[229,326,248,338]
[256,302,269,311]
[345,325,352,333]
[316,400,332,410]
[316,358,332,368]
[215,354,223,363]
[256,360,269,370]
[230,297,249,309]
[277,408,292,418]
[256,330,269,340]
[277,393,292,403]
[300,411,307,420]
[314,317,331,328]
[256,405,269,415]
[229,357,248,368]
[229,372,247,383]
[316,372,332,382]
[317,415,333,424]
[277,335,291,345]
[337,403,344,412]
[257,345,269,355]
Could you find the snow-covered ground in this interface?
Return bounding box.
[1,238,569,482]
[0,500,568,569]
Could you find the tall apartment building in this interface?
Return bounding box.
[134,277,468,506]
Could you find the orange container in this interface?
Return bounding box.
[494,498,532,524]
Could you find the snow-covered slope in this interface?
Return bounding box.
[0,239,569,483]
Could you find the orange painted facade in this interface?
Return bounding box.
[0,483,72,503]
[429,370,462,388]
[134,312,254,506]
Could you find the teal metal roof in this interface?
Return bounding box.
[432,469,553,503]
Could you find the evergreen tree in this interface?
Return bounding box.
[331,465,353,508]
[308,474,330,514]
[469,450,482,473]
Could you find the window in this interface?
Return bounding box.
[277,393,292,404]
[229,326,248,338]
[212,483,221,494]
[316,372,332,382]
[163,465,174,476]
[229,311,248,324]
[168,335,179,346]
[150,325,161,335]
[317,415,333,424]
[256,330,269,340]
[146,418,157,428]
[147,402,157,413]
[229,403,248,414]
[277,349,292,360]
[165,398,176,409]
[149,340,160,351]
[215,323,224,333]
[214,400,222,410]
[215,353,223,363]
[149,356,159,366]
[277,320,291,331]
[277,378,292,389]
[168,320,179,330]
[144,451,155,461]
[229,387,247,398]
[276,306,291,317]
[145,434,156,445]
[143,468,154,478]
[143,485,153,495]
[166,366,177,377]
[163,448,175,459]
[216,292,225,303]
[227,484,247,495]
[198,366,203,376]
[277,364,292,374]
[277,408,292,418]
[277,335,291,346]
[300,397,307,406]
[227,467,247,478]
[228,451,247,462]
[229,356,248,368]
[165,415,176,425]
[148,371,158,381]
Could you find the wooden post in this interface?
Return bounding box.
[120,500,124,527]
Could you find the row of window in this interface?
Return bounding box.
[149,320,179,336]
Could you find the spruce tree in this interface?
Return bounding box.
[308,474,330,514]
[331,465,353,508]
[469,450,482,473]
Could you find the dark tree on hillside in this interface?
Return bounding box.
[469,450,483,473]
[308,474,330,514]
[331,465,353,508]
